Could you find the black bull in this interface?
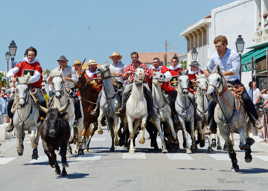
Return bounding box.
[40,108,70,176]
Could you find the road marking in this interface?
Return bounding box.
[0,157,16,165]
[91,137,106,142]
[208,153,229,161]
[73,154,102,161]
[122,153,146,160]
[255,156,268,161]
[28,156,48,164]
[166,153,193,160]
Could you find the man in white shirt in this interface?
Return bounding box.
[205,35,259,130]
[48,55,82,121]
[247,80,261,105]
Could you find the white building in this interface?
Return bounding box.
[181,0,268,87]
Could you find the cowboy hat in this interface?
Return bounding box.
[109,52,122,59]
[57,55,68,62]
[87,59,98,65]
[73,60,82,66]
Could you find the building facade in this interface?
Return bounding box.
[181,0,268,88]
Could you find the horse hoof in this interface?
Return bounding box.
[110,147,115,152]
[55,166,61,175]
[217,146,222,150]
[211,139,216,148]
[245,155,253,163]
[17,151,23,156]
[162,149,168,153]
[97,129,104,135]
[208,147,213,153]
[199,140,205,148]
[232,165,240,172]
[139,138,145,144]
[186,149,192,154]
[32,149,39,160]
[61,168,68,177]
[77,149,84,156]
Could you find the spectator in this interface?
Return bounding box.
[247,80,261,105]
[0,89,8,123]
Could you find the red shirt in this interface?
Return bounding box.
[15,61,43,88]
[187,69,204,81]
[123,61,152,83]
[160,65,182,93]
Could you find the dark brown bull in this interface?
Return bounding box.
[40,107,70,176]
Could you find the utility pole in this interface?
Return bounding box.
[164,40,168,66]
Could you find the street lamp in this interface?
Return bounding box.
[5,51,11,72]
[8,40,17,68]
[191,47,198,62]
[235,35,245,79]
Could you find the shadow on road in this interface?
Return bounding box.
[239,168,268,174]
[58,173,90,179]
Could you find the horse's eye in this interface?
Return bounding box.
[217,78,220,82]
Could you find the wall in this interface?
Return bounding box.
[210,0,257,87]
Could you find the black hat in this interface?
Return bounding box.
[57,55,68,62]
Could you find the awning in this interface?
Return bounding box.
[242,47,268,65]
[241,42,268,72]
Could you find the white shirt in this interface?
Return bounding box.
[50,65,78,88]
[247,88,261,104]
[207,48,240,81]
[109,61,124,82]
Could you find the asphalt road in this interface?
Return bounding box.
[1,130,268,191]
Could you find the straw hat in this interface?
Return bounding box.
[73,60,81,66]
[109,52,122,59]
[82,59,98,70]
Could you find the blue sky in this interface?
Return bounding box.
[0,0,236,70]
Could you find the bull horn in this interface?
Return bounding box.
[39,105,48,114]
[59,100,70,113]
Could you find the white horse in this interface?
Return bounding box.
[152,72,177,149]
[126,68,148,153]
[12,76,41,159]
[195,74,222,152]
[207,66,254,172]
[97,65,122,151]
[49,74,85,155]
[175,74,196,153]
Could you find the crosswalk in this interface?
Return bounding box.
[1,152,268,166]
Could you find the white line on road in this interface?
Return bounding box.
[255,155,268,161]
[208,153,229,161]
[0,157,16,165]
[166,153,193,160]
[122,153,146,160]
[73,154,102,161]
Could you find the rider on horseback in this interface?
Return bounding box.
[205,35,260,132]
[48,55,82,124]
[91,52,125,116]
[116,51,154,116]
[160,55,183,123]
[6,47,46,132]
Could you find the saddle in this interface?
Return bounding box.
[227,83,244,111]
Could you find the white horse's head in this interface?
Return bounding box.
[52,75,64,98]
[178,74,189,94]
[196,74,208,93]
[207,65,226,97]
[152,72,166,85]
[134,68,145,84]
[16,76,30,106]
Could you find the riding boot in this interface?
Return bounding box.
[144,85,155,117]
[208,100,217,133]
[116,87,131,115]
[74,97,82,121]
